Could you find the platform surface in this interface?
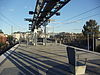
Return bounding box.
[0,43,100,75]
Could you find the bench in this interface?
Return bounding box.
[66,47,87,75]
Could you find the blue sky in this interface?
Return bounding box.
[0,0,100,34]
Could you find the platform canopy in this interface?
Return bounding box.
[25,0,70,31]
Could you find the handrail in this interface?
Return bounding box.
[62,44,100,56]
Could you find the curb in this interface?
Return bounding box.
[0,44,19,65]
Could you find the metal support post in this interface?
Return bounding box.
[93,34,94,52]
[26,34,29,46]
[44,25,47,46]
[19,32,21,45]
[34,26,37,46]
[35,32,37,46]
[87,34,89,50]
[31,32,34,45]
[43,21,47,46]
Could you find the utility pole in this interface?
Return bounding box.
[11,25,13,35]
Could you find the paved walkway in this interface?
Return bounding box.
[0,43,100,75]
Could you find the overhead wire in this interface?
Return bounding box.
[64,13,100,24]
[0,15,19,31]
[0,12,26,30]
[51,5,100,24]
[63,5,100,21]
[51,13,100,33]
[0,0,35,33]
[37,5,100,33]
[52,13,100,28]
[50,4,100,26]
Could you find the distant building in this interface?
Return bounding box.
[13,32,20,41]
[13,32,31,41]
[40,33,50,38]
[54,32,83,44]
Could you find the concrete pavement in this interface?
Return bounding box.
[0,43,100,75]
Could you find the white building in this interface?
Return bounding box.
[13,32,31,41]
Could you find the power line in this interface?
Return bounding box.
[52,13,100,28]
[0,13,15,25]
[0,13,21,27]
[63,5,100,21]
[0,12,26,30]
[50,5,100,25]
[0,16,18,30]
[51,5,100,22]
[0,17,11,25]
[65,13,100,24]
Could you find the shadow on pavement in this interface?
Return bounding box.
[2,48,72,75]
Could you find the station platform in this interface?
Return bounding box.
[0,43,100,75]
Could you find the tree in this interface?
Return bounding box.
[82,19,99,38]
[82,19,99,51]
